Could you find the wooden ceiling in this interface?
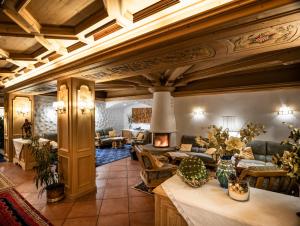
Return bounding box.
[1,0,300,99]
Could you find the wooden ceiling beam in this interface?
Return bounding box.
[9,53,36,61]
[75,10,109,34]
[0,68,14,74]
[0,49,10,59]
[34,36,68,55]
[15,0,31,12]
[41,26,77,39]
[165,65,193,86]
[122,76,153,87]
[175,47,300,87]
[2,8,34,33]
[0,23,76,39]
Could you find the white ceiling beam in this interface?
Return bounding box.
[103,0,132,26]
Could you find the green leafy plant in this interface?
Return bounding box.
[273,123,300,179]
[30,137,62,195]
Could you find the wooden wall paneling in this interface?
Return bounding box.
[3,93,34,162]
[57,77,96,199]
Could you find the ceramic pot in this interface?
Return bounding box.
[216,155,236,188]
[46,183,65,203]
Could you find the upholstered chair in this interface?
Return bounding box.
[134,145,177,189]
[131,131,151,145]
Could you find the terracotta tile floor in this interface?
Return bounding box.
[0,157,154,226]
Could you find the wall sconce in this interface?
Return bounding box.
[277,105,294,115]
[79,100,94,113]
[78,85,94,114]
[55,84,68,114]
[192,108,205,120]
[13,97,31,118]
[16,106,30,116]
[53,101,66,114]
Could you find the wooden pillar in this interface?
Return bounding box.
[4,93,34,162]
[57,77,96,199]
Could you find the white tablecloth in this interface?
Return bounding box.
[13,138,57,159]
[13,138,31,159]
[162,175,300,226]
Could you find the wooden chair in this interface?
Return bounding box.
[134,145,177,189]
[239,166,298,196]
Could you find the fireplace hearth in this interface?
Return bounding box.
[153,133,170,148]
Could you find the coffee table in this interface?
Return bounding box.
[111,137,126,149]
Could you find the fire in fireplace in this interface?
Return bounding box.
[153,133,170,148]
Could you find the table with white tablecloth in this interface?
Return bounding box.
[155,174,300,226]
[12,138,57,170]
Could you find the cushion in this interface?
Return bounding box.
[205,148,217,155]
[248,140,266,155]
[191,147,206,153]
[180,144,192,152]
[266,141,288,156]
[108,130,116,137]
[136,132,144,140]
[239,147,255,160]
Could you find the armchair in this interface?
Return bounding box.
[131,131,151,145]
[134,145,177,189]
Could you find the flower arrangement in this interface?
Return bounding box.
[196,122,266,157]
[240,122,266,144]
[273,123,300,179]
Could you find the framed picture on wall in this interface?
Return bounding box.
[132,108,152,123]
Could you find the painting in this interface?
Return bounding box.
[132,108,152,123]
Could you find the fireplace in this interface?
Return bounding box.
[153,133,170,148]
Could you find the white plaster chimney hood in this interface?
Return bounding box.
[150,88,176,133]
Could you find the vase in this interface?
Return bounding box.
[216,155,236,188]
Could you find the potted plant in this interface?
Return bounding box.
[31,137,65,203]
[272,123,300,216]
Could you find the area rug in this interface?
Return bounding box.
[0,172,14,191]
[0,188,53,226]
[95,144,131,167]
[132,181,154,195]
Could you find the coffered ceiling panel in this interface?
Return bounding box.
[0,36,41,54]
[27,0,103,26]
[0,61,13,68]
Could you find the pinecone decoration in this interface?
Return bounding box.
[177,157,209,188]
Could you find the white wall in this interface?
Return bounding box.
[123,100,152,130]
[34,96,57,135]
[34,89,300,143]
[95,101,124,133]
[174,89,300,143]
